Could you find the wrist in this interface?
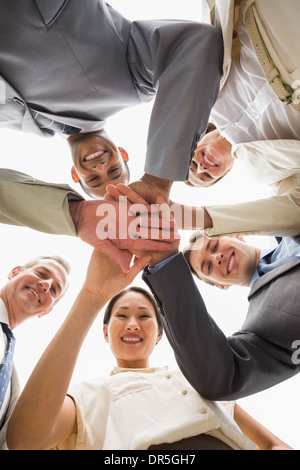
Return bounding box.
[142,173,173,193]
[148,246,179,268]
[78,287,109,312]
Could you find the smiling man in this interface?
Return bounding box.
[68,130,130,199]
[183,232,260,289]
[0,255,69,449]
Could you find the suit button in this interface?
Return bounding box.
[181,389,188,395]
[199,407,207,414]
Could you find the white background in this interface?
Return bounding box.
[0,0,299,450]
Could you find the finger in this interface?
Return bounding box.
[124,239,180,252]
[116,184,149,205]
[126,255,152,282]
[104,193,114,201]
[138,226,180,241]
[105,184,122,201]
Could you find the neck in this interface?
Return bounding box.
[245,248,262,287]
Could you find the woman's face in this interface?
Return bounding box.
[188,129,234,187]
[103,291,162,369]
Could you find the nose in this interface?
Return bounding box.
[126,318,140,331]
[213,253,223,266]
[39,279,52,293]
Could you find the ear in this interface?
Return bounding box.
[7,266,22,280]
[215,283,230,290]
[38,308,53,319]
[156,329,163,345]
[118,147,129,162]
[103,324,109,343]
[71,166,80,183]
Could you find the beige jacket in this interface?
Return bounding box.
[203,0,300,112]
[0,169,83,236]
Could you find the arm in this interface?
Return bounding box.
[142,253,298,400]
[0,168,82,235]
[203,190,300,238]
[134,21,223,183]
[7,251,150,450]
[0,169,177,272]
[234,405,293,450]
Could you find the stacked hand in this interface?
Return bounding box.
[69,191,179,272]
[105,183,180,266]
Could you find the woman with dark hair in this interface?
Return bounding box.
[6,251,292,450]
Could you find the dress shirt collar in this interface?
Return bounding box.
[249,237,300,288]
[110,366,162,376]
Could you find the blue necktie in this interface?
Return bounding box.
[257,250,300,276]
[0,323,16,410]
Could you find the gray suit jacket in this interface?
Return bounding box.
[0,0,223,181]
[143,252,300,400]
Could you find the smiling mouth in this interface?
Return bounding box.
[227,253,235,274]
[27,287,40,302]
[121,336,142,344]
[202,152,217,167]
[83,149,107,162]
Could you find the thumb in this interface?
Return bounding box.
[127,255,151,282]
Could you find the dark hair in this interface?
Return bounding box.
[103,286,163,333]
[182,232,215,286]
[186,122,227,188]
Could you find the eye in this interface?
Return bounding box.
[207,261,212,274]
[204,172,213,179]
[87,176,98,184]
[213,242,219,252]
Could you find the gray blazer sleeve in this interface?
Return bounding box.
[142,253,299,400]
[130,21,224,181]
[0,169,83,236]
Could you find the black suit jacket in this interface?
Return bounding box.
[143,252,300,400]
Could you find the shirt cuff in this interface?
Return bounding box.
[147,253,180,274]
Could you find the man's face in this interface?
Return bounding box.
[68,130,129,198]
[189,236,260,288]
[188,129,234,187]
[7,259,68,322]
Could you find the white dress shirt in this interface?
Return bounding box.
[210,11,300,144]
[0,299,11,429]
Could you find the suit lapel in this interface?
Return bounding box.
[34,0,70,26]
[248,259,300,299]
